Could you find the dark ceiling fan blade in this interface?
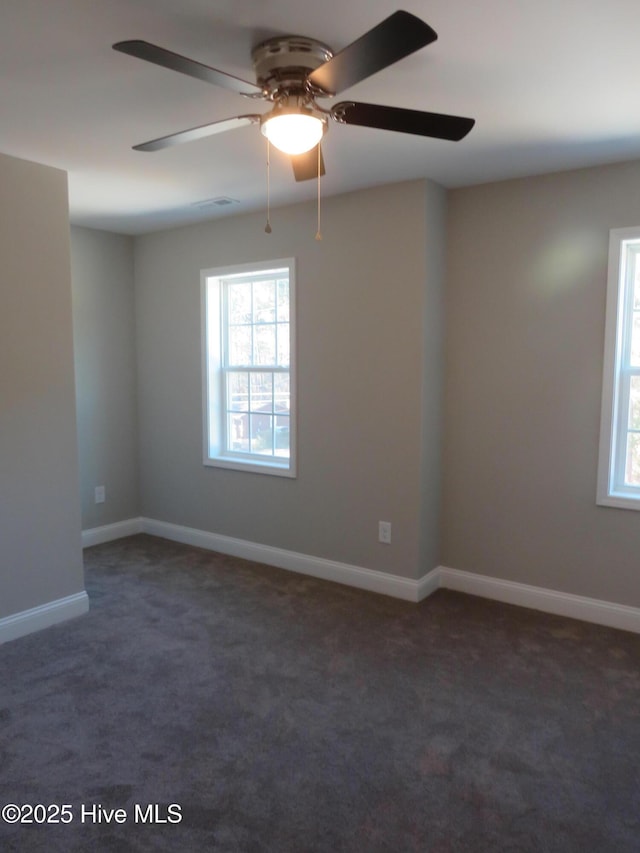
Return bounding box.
[306,11,437,96]
[331,102,475,141]
[113,40,264,97]
[133,115,261,152]
[291,145,326,182]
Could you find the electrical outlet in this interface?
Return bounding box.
[378,521,391,544]
[94,485,106,504]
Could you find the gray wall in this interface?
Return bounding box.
[70,226,139,529]
[134,180,444,579]
[0,152,84,618]
[443,159,640,607]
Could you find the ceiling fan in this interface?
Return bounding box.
[113,10,475,182]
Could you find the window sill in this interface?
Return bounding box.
[204,455,296,478]
[597,493,640,511]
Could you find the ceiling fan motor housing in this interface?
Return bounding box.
[251,36,334,98]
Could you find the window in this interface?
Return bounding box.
[202,259,296,477]
[597,227,640,508]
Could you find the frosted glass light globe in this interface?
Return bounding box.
[262,113,325,155]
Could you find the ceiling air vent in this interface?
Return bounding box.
[192,196,240,209]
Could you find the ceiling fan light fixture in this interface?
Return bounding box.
[260,106,326,155]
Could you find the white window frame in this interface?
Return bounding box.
[201,258,296,478]
[597,226,640,509]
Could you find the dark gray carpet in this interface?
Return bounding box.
[1,534,639,852]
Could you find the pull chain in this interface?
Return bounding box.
[264,138,272,234]
[315,144,322,241]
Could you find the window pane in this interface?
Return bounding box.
[274,373,290,412]
[277,279,290,322]
[228,412,249,453]
[629,376,640,430]
[277,323,290,366]
[228,324,252,366]
[204,261,294,475]
[275,414,290,457]
[625,432,640,486]
[631,314,640,367]
[227,371,248,412]
[254,280,275,323]
[598,233,640,503]
[250,372,273,413]
[250,413,273,455]
[228,283,251,324]
[254,324,276,365]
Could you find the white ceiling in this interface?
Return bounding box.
[2,0,639,234]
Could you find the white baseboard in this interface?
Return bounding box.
[438,566,640,635]
[141,517,428,603]
[417,568,441,601]
[0,591,89,645]
[82,517,144,548]
[80,515,640,633]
